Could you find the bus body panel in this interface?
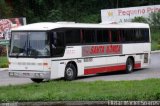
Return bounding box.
[9,58,44,71]
[63,46,82,59]
[9,58,51,79]
[83,56,119,75]
[122,43,151,54]
[123,43,151,68]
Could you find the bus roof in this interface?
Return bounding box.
[12,22,150,31]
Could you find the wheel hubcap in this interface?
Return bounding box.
[66,68,73,77]
[127,60,133,71]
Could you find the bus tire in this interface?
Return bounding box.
[64,63,77,81]
[126,57,134,73]
[31,78,43,83]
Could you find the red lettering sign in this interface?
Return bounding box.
[82,45,122,56]
[90,46,105,54]
[106,45,121,54]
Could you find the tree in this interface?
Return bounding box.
[132,16,148,23]
[0,0,12,18]
[9,0,160,23]
[148,12,160,29]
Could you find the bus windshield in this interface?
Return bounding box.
[9,31,50,57]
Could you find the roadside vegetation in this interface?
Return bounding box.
[2,0,160,23]
[0,79,160,102]
[0,45,8,68]
[0,56,8,68]
[151,29,160,50]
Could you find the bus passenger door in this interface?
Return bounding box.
[50,31,65,79]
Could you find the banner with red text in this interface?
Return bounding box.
[101,5,160,23]
[82,45,122,57]
[0,17,26,40]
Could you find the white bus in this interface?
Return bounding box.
[8,22,151,82]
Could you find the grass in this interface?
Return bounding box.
[151,29,160,51]
[0,56,8,68]
[152,40,159,51]
[0,79,160,102]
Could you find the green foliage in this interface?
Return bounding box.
[148,12,160,29]
[79,14,101,23]
[0,0,13,18]
[132,16,148,23]
[0,46,7,56]
[132,12,160,29]
[151,29,160,41]
[0,56,8,68]
[1,79,160,102]
[47,9,63,22]
[152,41,159,51]
[9,0,160,23]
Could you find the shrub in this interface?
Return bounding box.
[158,39,160,49]
[132,16,148,23]
[0,63,8,68]
[148,12,160,29]
[0,45,7,56]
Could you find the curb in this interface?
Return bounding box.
[151,50,160,53]
[0,68,8,71]
[1,101,160,106]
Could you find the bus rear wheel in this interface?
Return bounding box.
[126,58,134,73]
[64,64,77,81]
[31,78,43,83]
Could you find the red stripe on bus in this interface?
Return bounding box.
[84,63,141,75]
[134,63,141,69]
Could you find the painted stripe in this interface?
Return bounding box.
[85,63,126,69]
[134,63,141,69]
[84,63,141,75]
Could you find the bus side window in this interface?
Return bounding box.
[142,29,149,42]
[52,32,57,48]
[65,29,81,45]
[97,30,109,43]
[51,31,65,57]
[82,29,95,44]
[111,30,119,43]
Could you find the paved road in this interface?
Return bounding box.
[0,53,160,86]
[0,70,32,86]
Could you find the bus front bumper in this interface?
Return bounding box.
[9,70,51,79]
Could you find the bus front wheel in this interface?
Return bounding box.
[31,78,43,83]
[64,64,77,81]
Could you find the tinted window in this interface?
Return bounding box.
[142,29,149,42]
[51,31,65,57]
[111,30,119,43]
[65,29,81,44]
[82,29,95,44]
[97,30,109,43]
[125,29,135,42]
[135,29,143,42]
[121,28,149,43]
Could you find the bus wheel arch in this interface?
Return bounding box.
[126,56,135,73]
[64,61,78,81]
